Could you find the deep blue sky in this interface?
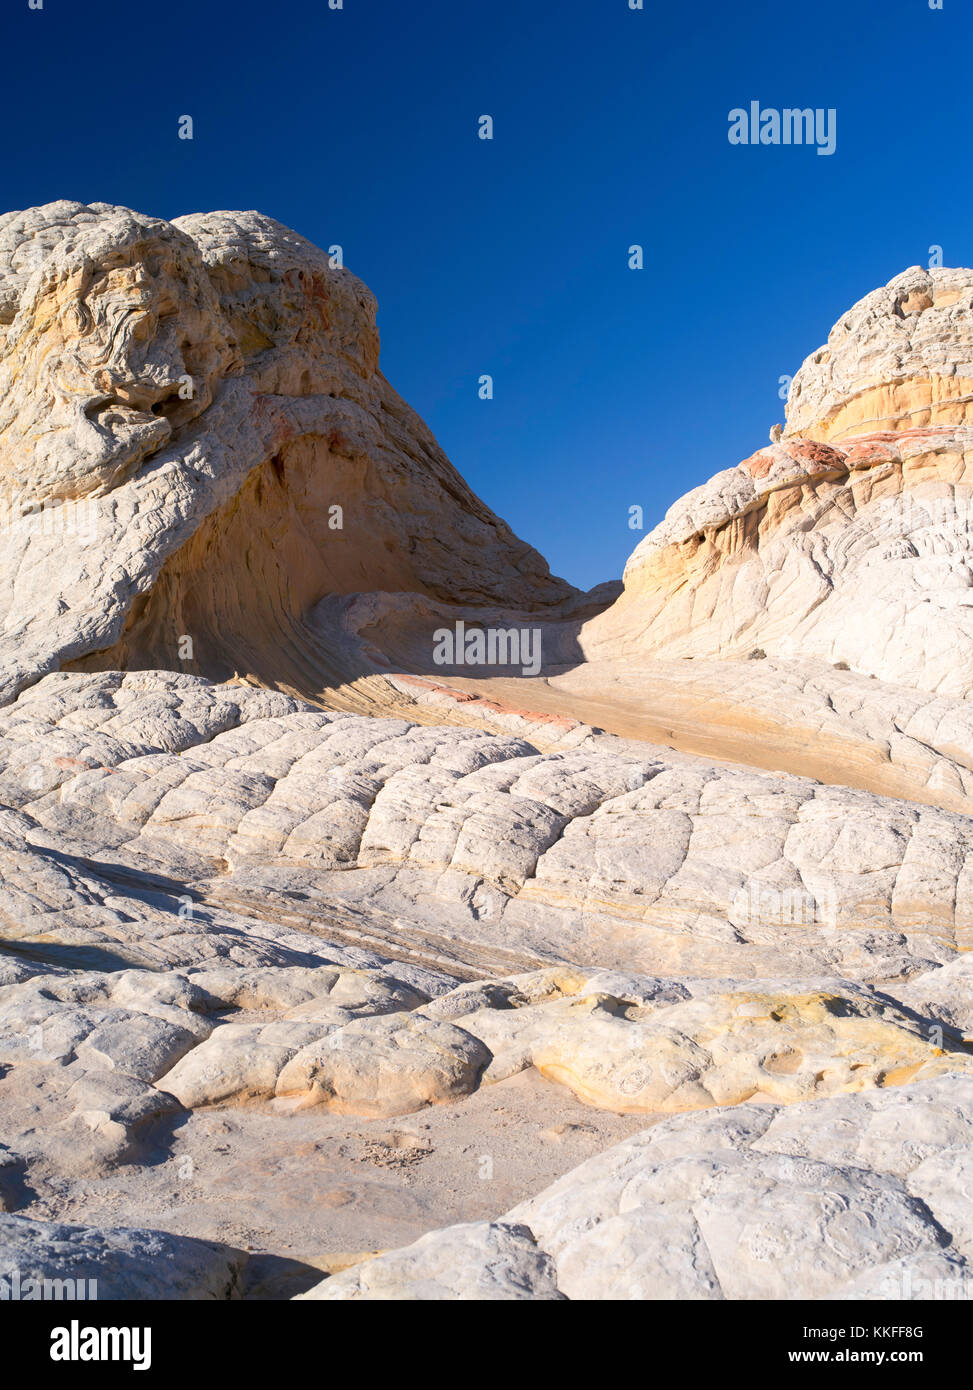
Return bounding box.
[3,0,969,589]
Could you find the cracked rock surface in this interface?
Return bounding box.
[3,206,973,1300]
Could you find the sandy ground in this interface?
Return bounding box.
[422,661,973,812]
[19,1069,650,1298]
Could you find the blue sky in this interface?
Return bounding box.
[3,0,968,589]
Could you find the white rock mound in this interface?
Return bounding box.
[585,267,973,698]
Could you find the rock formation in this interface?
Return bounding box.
[583,267,973,696]
[3,208,973,1301]
[0,202,578,710]
[302,1077,973,1301]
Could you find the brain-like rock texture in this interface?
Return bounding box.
[784,265,973,441]
[4,204,973,1302]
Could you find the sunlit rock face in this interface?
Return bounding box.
[0,202,232,502]
[785,265,973,441]
[582,267,973,698]
[0,201,574,707]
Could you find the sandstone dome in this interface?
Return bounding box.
[0,201,580,709]
[582,265,973,700]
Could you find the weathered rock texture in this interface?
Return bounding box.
[0,202,577,709]
[307,1077,973,1300]
[583,268,973,699]
[3,207,973,1301]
